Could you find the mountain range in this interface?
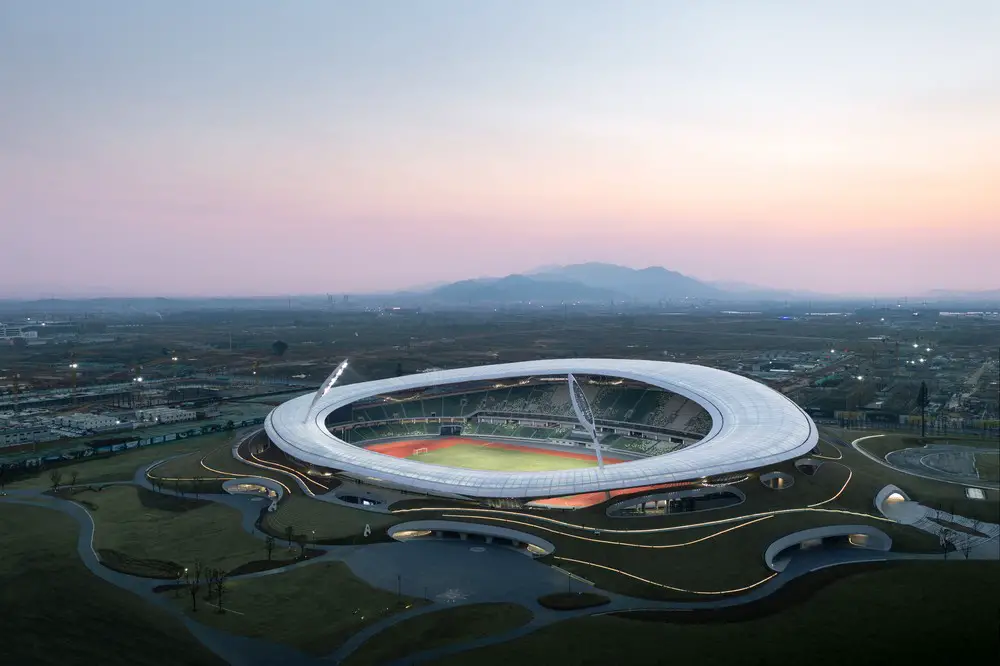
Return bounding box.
[422,263,759,304]
[3,263,997,307]
[416,263,999,305]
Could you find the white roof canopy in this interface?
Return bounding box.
[265,359,817,499]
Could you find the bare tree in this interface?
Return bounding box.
[69,470,79,486]
[216,571,228,614]
[49,470,63,491]
[285,525,294,549]
[204,568,217,602]
[294,534,308,559]
[265,535,275,561]
[188,561,203,612]
[961,534,974,559]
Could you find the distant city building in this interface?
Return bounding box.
[135,407,196,424]
[0,323,39,341]
[52,413,124,433]
[0,424,54,448]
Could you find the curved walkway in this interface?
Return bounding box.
[3,449,994,666]
[852,434,998,490]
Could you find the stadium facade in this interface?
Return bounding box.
[264,359,818,499]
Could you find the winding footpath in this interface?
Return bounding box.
[2,446,997,666]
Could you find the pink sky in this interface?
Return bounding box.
[2,2,998,297]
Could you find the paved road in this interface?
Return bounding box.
[5,449,998,666]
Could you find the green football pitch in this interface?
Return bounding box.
[407,443,600,472]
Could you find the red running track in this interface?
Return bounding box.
[365,436,626,464]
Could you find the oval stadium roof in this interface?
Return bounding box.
[265,358,818,499]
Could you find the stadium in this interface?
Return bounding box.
[262,359,819,506]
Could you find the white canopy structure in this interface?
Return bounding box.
[265,359,817,499]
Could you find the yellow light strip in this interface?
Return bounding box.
[553,556,778,595]
[224,444,316,496]
[393,496,893,533]
[199,458,293,496]
[248,450,329,491]
[440,513,774,549]
[808,464,852,508]
[149,475,236,482]
[813,438,844,461]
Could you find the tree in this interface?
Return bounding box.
[961,534,974,559]
[271,340,288,356]
[295,534,308,559]
[395,362,403,377]
[70,470,78,486]
[918,381,929,439]
[215,571,228,614]
[49,470,63,491]
[187,561,203,612]
[285,525,294,548]
[225,420,235,431]
[265,535,275,561]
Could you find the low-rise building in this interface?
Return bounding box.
[0,424,55,448]
[135,407,196,424]
[51,413,125,432]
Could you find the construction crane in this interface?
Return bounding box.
[12,372,20,413]
[69,352,78,404]
[131,364,144,409]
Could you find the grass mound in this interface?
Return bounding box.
[1,504,225,666]
[175,560,428,654]
[538,592,610,610]
[98,549,183,579]
[345,603,534,666]
[226,549,324,576]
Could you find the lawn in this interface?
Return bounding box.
[74,485,271,576]
[6,432,237,490]
[261,494,399,543]
[974,451,999,483]
[432,562,1000,666]
[855,433,1000,459]
[393,454,942,600]
[0,504,225,666]
[174,560,428,655]
[344,603,533,666]
[409,443,600,472]
[832,428,1000,523]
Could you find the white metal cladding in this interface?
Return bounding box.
[265,359,818,499]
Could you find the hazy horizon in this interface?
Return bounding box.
[3,1,998,298]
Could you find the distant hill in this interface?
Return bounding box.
[427,274,617,304]
[419,263,733,304]
[531,262,723,300]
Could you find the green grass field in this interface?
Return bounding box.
[0,504,224,666]
[432,562,1000,666]
[174,560,427,655]
[409,443,599,472]
[6,432,237,490]
[261,494,398,543]
[344,603,533,666]
[76,485,270,576]
[975,451,999,482]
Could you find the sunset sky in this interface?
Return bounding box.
[2,1,998,297]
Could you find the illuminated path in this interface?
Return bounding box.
[852,433,998,490]
[3,443,993,666]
